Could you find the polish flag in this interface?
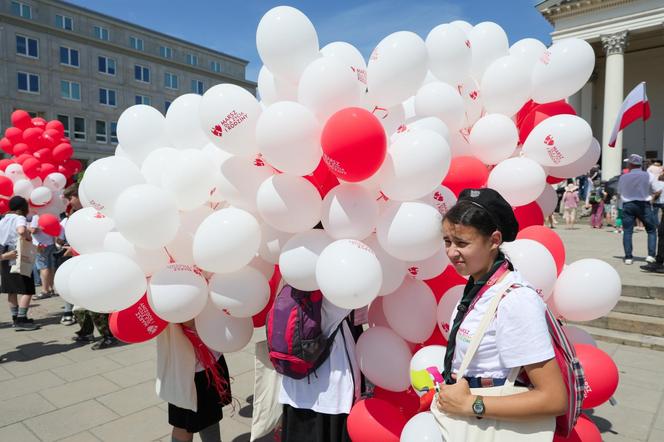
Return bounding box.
[608,82,651,147]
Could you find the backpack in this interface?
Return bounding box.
[266,285,343,379]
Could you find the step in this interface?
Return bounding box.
[573,324,664,352]
[582,311,664,337]
[621,284,664,301]
[614,296,664,318]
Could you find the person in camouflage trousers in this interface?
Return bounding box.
[72,309,118,350]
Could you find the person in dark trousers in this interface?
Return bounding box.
[642,173,664,273]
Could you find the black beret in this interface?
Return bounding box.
[8,196,27,212]
[457,188,519,242]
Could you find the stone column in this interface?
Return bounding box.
[601,31,628,180]
[580,72,597,124]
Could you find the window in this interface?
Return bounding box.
[186,53,198,66]
[94,25,109,41]
[110,122,118,144]
[134,64,150,83]
[16,35,38,58]
[135,95,151,105]
[191,79,204,95]
[129,36,144,51]
[57,114,70,138]
[96,120,107,143]
[98,56,116,75]
[164,101,172,113]
[55,14,73,30]
[73,117,85,141]
[160,46,173,59]
[210,61,221,73]
[17,72,39,93]
[99,88,117,106]
[11,1,32,19]
[164,72,178,89]
[60,80,81,100]
[60,47,79,67]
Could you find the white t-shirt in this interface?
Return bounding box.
[30,215,55,246]
[651,180,664,205]
[451,271,554,379]
[279,299,360,415]
[59,217,68,241]
[0,214,27,249]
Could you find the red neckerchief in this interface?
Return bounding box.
[180,324,229,402]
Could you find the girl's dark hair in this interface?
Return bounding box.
[8,196,29,216]
[443,200,498,238]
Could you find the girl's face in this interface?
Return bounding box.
[443,220,502,278]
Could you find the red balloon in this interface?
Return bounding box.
[53,143,74,164]
[31,117,47,128]
[22,127,44,149]
[517,226,566,275]
[518,101,576,145]
[45,119,65,136]
[425,265,467,302]
[37,213,62,236]
[553,414,601,442]
[347,398,407,442]
[35,148,53,163]
[42,129,61,149]
[515,99,538,128]
[575,344,619,409]
[11,110,33,130]
[321,107,387,182]
[14,154,33,165]
[422,327,448,347]
[63,158,82,176]
[372,387,419,420]
[5,127,23,145]
[0,137,13,155]
[0,159,15,172]
[304,159,340,198]
[252,266,281,328]
[513,202,544,230]
[12,143,30,156]
[39,163,57,181]
[547,175,565,185]
[22,157,41,179]
[0,176,13,197]
[442,156,489,197]
[0,199,8,214]
[109,293,169,344]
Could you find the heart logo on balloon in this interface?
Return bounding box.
[408,266,419,276]
[253,156,265,167]
[211,124,223,137]
[433,191,444,202]
[540,50,551,65]
[544,134,555,146]
[469,91,478,100]
[396,124,407,134]
[464,39,471,48]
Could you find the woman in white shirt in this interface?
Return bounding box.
[435,188,567,428]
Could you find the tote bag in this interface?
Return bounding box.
[10,237,37,277]
[430,279,555,442]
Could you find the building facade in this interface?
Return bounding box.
[0,0,256,164]
[538,0,664,180]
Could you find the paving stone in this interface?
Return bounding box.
[24,399,118,442]
[50,356,123,382]
[41,375,120,408]
[653,403,664,430]
[89,406,170,442]
[589,401,655,441]
[102,360,155,388]
[96,380,163,416]
[105,344,156,367]
[649,429,664,442]
[618,364,664,391]
[0,392,56,426]
[2,352,74,377]
[228,348,256,376]
[0,365,15,381]
[0,369,65,400]
[57,431,101,441]
[0,422,41,442]
[612,346,664,371]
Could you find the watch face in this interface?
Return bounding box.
[473,399,485,415]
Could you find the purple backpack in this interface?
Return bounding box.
[266,285,343,379]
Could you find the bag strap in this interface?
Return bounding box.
[457,273,514,379]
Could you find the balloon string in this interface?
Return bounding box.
[163,247,176,264]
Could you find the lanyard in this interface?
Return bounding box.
[462,261,511,321]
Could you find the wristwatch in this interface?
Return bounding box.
[472,395,485,419]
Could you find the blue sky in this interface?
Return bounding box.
[66,0,553,82]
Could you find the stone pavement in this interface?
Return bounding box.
[0,221,662,441]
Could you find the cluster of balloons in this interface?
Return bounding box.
[53,6,621,440]
[0,110,80,218]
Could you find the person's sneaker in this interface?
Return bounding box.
[14,317,40,331]
[646,256,657,264]
[640,263,664,272]
[33,292,52,300]
[60,315,75,326]
[91,337,118,350]
[624,258,634,265]
[72,334,94,343]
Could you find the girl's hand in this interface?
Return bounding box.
[436,378,475,417]
[2,250,17,261]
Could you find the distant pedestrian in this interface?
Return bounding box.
[642,173,664,273]
[562,183,580,229]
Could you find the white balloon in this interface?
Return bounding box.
[166,205,213,265]
[376,201,443,261]
[215,154,274,213]
[199,84,262,156]
[141,147,180,186]
[419,185,457,218]
[193,208,261,273]
[414,82,465,133]
[279,229,332,291]
[117,105,168,164]
[367,31,428,108]
[536,185,558,217]
[550,259,621,321]
[165,94,210,150]
[547,138,600,179]
[406,245,449,281]
[257,66,298,106]
[426,23,471,85]
[249,255,276,281]
[6,164,26,182]
[316,239,382,309]
[393,117,449,143]
[321,184,378,240]
[256,6,320,84]
[502,239,558,300]
[65,207,115,254]
[364,235,406,297]
[383,278,437,343]
[522,115,593,168]
[532,38,595,104]
[209,267,270,318]
[162,149,217,211]
[448,130,472,158]
[298,58,363,122]
[457,75,483,127]
[69,252,146,313]
[437,285,464,339]
[53,255,83,305]
[469,114,518,165]
[509,38,547,75]
[379,130,451,201]
[195,301,254,352]
[256,174,322,233]
[401,412,444,442]
[202,142,233,171]
[481,56,532,117]
[321,41,367,87]
[82,156,145,216]
[488,157,546,207]
[103,232,170,276]
[256,101,322,176]
[148,263,208,323]
[29,186,52,206]
[113,184,180,250]
[469,22,509,80]
[356,326,412,392]
[43,173,66,191]
[375,103,406,139]
[258,223,293,264]
[450,20,473,35]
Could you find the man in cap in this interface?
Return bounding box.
[617,154,657,265]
